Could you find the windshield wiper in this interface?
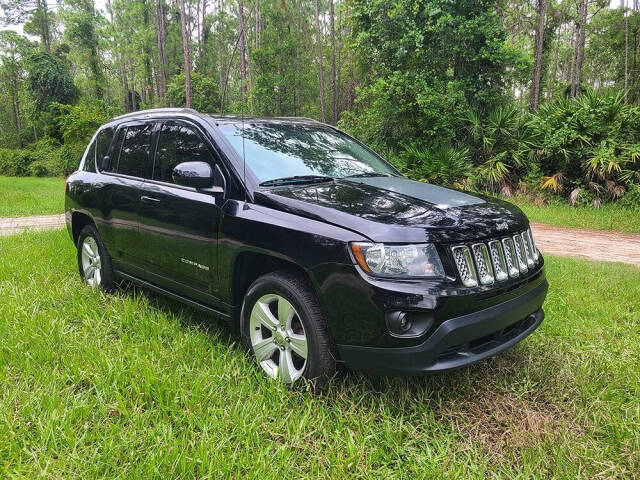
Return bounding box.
[345,172,393,178]
[259,175,335,187]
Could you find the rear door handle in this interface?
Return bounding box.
[140,195,160,205]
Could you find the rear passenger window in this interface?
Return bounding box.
[116,124,153,177]
[153,123,214,184]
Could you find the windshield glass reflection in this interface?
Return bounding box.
[218,122,397,183]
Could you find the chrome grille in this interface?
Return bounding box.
[526,228,539,262]
[451,246,478,287]
[513,234,529,273]
[501,237,520,278]
[488,240,508,281]
[520,231,535,268]
[471,243,494,285]
[451,229,541,287]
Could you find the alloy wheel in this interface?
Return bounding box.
[80,236,102,287]
[249,294,308,383]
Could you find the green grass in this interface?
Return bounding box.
[1,229,638,478]
[507,195,640,234]
[0,176,65,217]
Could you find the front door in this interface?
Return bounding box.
[99,121,155,277]
[137,120,224,305]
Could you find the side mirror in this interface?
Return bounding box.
[172,161,216,189]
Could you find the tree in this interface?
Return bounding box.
[178,0,192,108]
[62,0,104,99]
[330,0,337,124]
[530,0,547,112]
[167,71,219,111]
[155,0,169,104]
[1,0,54,52]
[571,0,588,97]
[314,0,326,122]
[26,51,78,112]
[0,31,36,146]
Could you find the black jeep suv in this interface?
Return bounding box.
[65,108,548,386]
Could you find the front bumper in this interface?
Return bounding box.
[336,279,548,374]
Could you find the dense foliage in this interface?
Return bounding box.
[0,0,638,207]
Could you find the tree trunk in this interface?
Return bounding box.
[570,0,587,98]
[155,0,169,104]
[178,0,192,108]
[142,0,153,104]
[330,0,337,124]
[200,0,207,66]
[130,62,137,111]
[625,0,629,97]
[120,55,130,111]
[530,0,546,112]
[314,0,326,122]
[238,0,247,108]
[294,0,302,116]
[550,26,560,98]
[11,92,21,141]
[38,0,51,52]
[337,2,342,118]
[218,0,225,101]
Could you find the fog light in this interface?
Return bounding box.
[399,313,412,332]
[386,311,435,338]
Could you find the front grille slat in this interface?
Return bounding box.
[488,240,508,281]
[451,246,478,287]
[512,234,529,273]
[527,228,539,262]
[501,237,520,278]
[471,243,494,285]
[521,232,535,268]
[452,229,541,287]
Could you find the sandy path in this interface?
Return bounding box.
[0,214,638,267]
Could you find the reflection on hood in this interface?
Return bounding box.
[255,176,529,243]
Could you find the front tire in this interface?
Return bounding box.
[77,224,115,291]
[241,272,336,387]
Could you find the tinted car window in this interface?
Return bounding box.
[153,123,213,184]
[116,124,153,177]
[96,127,115,166]
[218,123,396,183]
[82,138,96,172]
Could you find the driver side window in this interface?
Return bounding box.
[153,122,214,184]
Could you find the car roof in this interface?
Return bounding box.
[107,108,321,128]
[206,115,320,126]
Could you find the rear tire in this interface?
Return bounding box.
[241,271,336,388]
[77,224,115,291]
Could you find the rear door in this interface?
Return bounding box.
[137,120,225,304]
[98,121,155,276]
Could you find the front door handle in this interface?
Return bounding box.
[140,195,161,205]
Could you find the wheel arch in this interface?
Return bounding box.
[232,251,317,308]
[71,211,96,246]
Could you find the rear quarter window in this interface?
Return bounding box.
[95,127,115,169]
[82,139,96,172]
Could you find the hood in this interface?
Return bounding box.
[254,176,529,243]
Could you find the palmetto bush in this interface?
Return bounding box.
[465,105,535,195]
[396,144,473,188]
[528,89,640,205]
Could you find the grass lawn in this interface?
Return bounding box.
[507,195,640,234]
[0,176,65,217]
[0,230,638,478]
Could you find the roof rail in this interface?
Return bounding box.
[110,107,201,122]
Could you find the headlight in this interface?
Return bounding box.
[350,242,445,278]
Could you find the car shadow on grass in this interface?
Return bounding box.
[119,282,579,462]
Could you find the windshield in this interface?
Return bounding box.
[218,122,397,183]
